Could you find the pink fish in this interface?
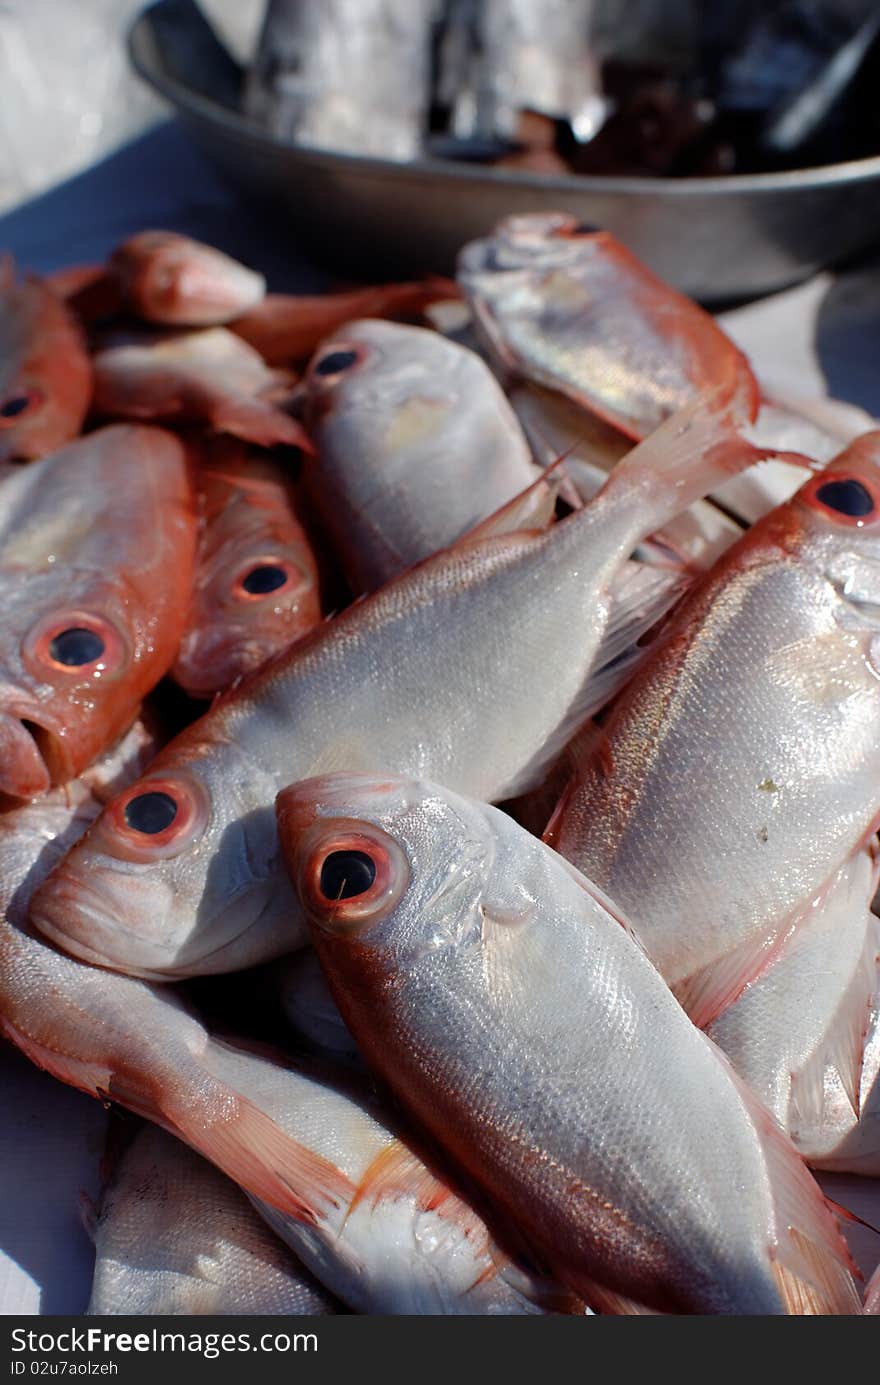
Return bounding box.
[173,440,322,698]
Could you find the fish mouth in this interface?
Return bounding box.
[0,710,69,799]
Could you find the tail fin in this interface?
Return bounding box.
[716,1046,863,1314]
[597,388,771,535]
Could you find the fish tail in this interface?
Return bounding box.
[598,388,769,533]
[715,1044,863,1314]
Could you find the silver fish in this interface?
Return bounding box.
[87,1125,337,1315]
[31,393,757,979]
[301,318,539,591]
[278,770,861,1315]
[243,0,435,160]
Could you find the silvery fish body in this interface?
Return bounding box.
[277,771,861,1316]
[301,318,538,591]
[88,1125,337,1315]
[707,850,880,1169]
[31,395,753,979]
[547,434,880,1046]
[458,213,759,440]
[244,0,435,160]
[478,0,607,140]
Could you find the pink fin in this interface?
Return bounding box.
[0,1019,352,1230]
[346,1138,489,1250]
[714,1045,863,1314]
[209,396,315,453]
[674,923,795,1030]
[598,388,773,533]
[464,464,559,541]
[153,1087,353,1228]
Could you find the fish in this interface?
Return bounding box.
[511,380,746,572]
[243,0,435,161]
[705,849,880,1168]
[0,256,92,463]
[108,231,266,327]
[300,318,540,591]
[172,440,322,699]
[276,770,861,1315]
[545,433,880,1041]
[475,0,608,141]
[87,1125,338,1315]
[0,742,557,1317]
[30,390,761,979]
[224,1049,569,1314]
[0,424,197,798]
[866,1262,880,1313]
[91,327,312,451]
[457,212,759,439]
[230,280,459,367]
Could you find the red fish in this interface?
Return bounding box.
[108,231,266,326]
[458,213,759,440]
[0,424,197,797]
[91,326,312,451]
[230,279,459,366]
[173,440,322,699]
[0,256,92,462]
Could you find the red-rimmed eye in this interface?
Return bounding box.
[101,773,210,862]
[0,386,45,424]
[297,821,409,935]
[310,344,363,382]
[803,473,880,526]
[25,612,126,679]
[231,557,301,602]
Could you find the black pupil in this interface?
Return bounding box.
[319,849,376,901]
[124,791,178,835]
[815,478,874,518]
[571,221,599,235]
[314,350,358,377]
[49,627,105,666]
[0,395,30,418]
[242,564,288,595]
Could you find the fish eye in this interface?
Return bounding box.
[25,612,126,679]
[123,791,178,835]
[232,556,301,602]
[296,823,410,934]
[104,773,210,861]
[0,387,44,422]
[48,627,105,667]
[313,348,359,378]
[814,478,875,519]
[241,563,289,595]
[319,849,377,901]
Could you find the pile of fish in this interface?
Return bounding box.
[1,212,879,1315]
[243,0,880,176]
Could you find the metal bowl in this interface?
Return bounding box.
[129,0,880,302]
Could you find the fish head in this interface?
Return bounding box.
[29,734,300,978]
[277,772,513,974]
[0,423,195,798]
[110,231,266,326]
[301,319,457,432]
[457,212,604,282]
[0,268,91,463]
[789,432,880,626]
[173,449,321,698]
[0,566,148,797]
